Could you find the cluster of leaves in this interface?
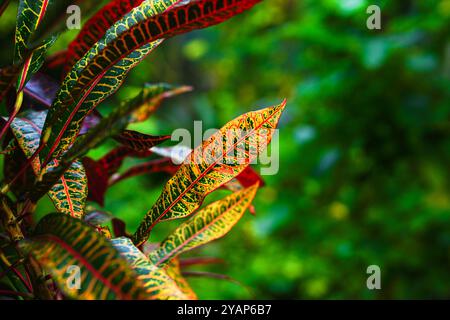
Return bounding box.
[0,0,286,300]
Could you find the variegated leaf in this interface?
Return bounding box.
[9,111,87,218]
[164,258,197,300]
[114,130,171,152]
[14,0,50,64]
[111,237,195,300]
[60,84,188,164]
[133,100,286,245]
[149,184,259,266]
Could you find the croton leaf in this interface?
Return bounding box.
[9,111,87,219]
[0,65,20,102]
[151,145,265,187]
[111,237,195,300]
[51,84,188,168]
[39,0,260,163]
[114,130,171,152]
[14,0,50,64]
[16,36,57,93]
[0,0,11,17]
[23,72,59,107]
[148,184,258,267]
[40,81,187,165]
[20,213,150,300]
[65,0,146,71]
[39,0,182,163]
[133,100,286,245]
[2,142,31,197]
[109,157,177,186]
[0,37,56,106]
[164,258,197,300]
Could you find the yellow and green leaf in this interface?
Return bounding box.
[164,258,198,300]
[9,111,87,219]
[65,0,146,70]
[111,237,195,300]
[133,100,286,245]
[28,84,187,205]
[0,65,20,102]
[20,213,150,300]
[14,0,50,64]
[114,130,171,152]
[149,184,259,267]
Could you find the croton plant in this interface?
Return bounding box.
[0,0,285,300]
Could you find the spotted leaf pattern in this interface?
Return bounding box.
[20,213,150,300]
[39,0,260,163]
[110,157,177,186]
[9,111,87,219]
[14,0,50,64]
[111,237,195,300]
[133,100,286,245]
[58,84,187,164]
[66,0,146,70]
[149,184,258,266]
[39,0,181,163]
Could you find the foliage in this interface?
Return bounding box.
[147,0,449,299]
[0,0,282,300]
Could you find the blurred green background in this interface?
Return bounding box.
[1,0,450,299]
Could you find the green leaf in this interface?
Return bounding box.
[20,213,150,300]
[133,100,286,245]
[14,0,50,64]
[39,0,261,163]
[109,157,176,186]
[149,184,259,267]
[111,237,196,300]
[9,111,87,219]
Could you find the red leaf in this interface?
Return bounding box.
[66,0,146,71]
